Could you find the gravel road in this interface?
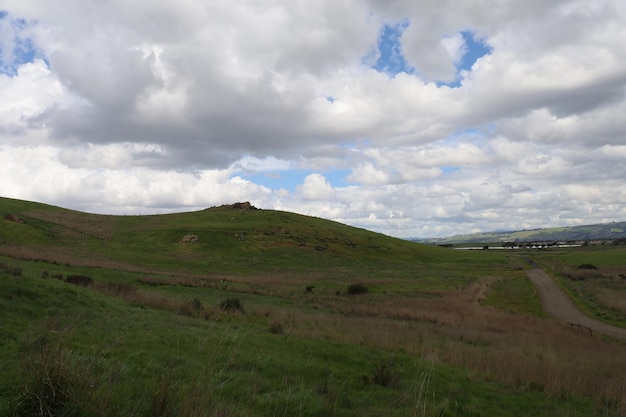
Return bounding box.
[526,267,626,339]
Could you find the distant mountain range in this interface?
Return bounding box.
[413,221,626,245]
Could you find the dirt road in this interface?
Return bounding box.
[526,267,626,339]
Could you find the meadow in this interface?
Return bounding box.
[534,245,626,328]
[1,197,625,416]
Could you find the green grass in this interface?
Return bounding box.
[482,271,547,317]
[2,197,626,416]
[0,269,598,417]
[0,197,509,277]
[533,247,626,328]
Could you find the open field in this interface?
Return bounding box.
[1,197,626,416]
[531,246,626,328]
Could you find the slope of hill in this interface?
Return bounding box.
[0,196,464,277]
[415,221,626,245]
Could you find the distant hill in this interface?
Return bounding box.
[413,221,626,245]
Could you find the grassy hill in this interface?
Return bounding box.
[2,196,625,416]
[0,197,459,275]
[416,221,626,245]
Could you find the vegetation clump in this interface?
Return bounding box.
[65,275,93,287]
[269,321,284,334]
[0,262,22,277]
[361,359,398,388]
[4,213,24,223]
[577,263,598,270]
[346,283,368,295]
[220,297,244,313]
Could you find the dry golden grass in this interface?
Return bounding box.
[22,209,119,240]
[242,277,626,410]
[596,288,626,314]
[57,268,624,412]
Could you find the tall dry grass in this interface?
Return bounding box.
[22,209,119,240]
[47,268,626,413]
[246,279,626,413]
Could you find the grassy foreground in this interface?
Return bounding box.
[1,197,625,416]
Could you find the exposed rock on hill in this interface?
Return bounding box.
[181,234,199,243]
[232,202,257,210]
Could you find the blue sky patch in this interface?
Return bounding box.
[440,166,461,174]
[458,30,491,72]
[370,20,414,77]
[0,12,43,76]
[441,31,492,87]
[239,168,350,192]
[366,20,492,87]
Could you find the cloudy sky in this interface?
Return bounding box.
[1,1,625,238]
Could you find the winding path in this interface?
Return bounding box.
[526,265,626,339]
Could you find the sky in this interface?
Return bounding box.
[1,1,625,238]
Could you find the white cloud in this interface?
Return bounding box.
[297,174,335,201]
[0,1,625,237]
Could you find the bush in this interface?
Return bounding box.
[361,359,398,388]
[269,321,284,334]
[578,264,598,270]
[65,275,93,287]
[179,298,204,317]
[220,298,244,313]
[347,284,368,295]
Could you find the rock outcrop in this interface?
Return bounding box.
[232,202,257,210]
[181,234,199,243]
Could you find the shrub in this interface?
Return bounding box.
[269,321,284,334]
[361,359,398,388]
[347,284,368,295]
[578,264,597,270]
[191,298,202,310]
[179,298,204,317]
[220,298,244,313]
[65,275,94,287]
[4,213,24,223]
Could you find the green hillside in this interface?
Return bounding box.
[0,196,504,278]
[2,196,625,416]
